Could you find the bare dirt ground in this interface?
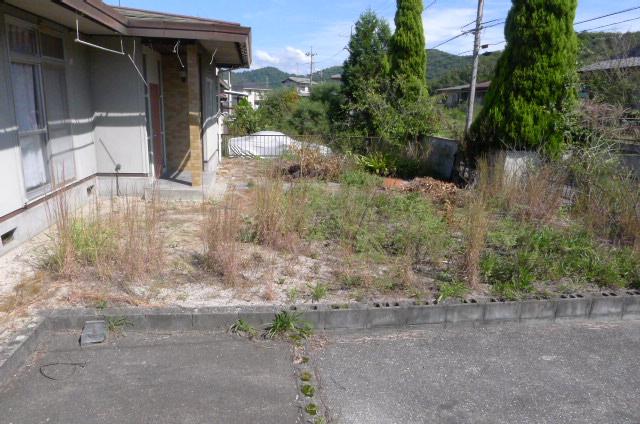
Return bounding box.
[2,159,424,346]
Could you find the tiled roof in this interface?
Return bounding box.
[113,6,240,27]
[579,57,640,72]
[435,80,491,92]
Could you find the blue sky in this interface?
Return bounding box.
[107,1,640,73]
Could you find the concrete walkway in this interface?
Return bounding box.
[1,320,639,423]
[0,332,300,424]
[312,320,640,424]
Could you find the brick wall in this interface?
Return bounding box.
[161,53,190,177]
[186,45,202,186]
[160,47,203,186]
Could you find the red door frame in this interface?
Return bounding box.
[149,83,164,177]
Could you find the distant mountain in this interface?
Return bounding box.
[231,65,343,90]
[231,32,640,92]
[230,66,292,90]
[427,49,501,91]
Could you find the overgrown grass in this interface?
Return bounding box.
[481,220,640,299]
[437,280,470,302]
[202,193,243,287]
[43,190,165,285]
[303,183,450,263]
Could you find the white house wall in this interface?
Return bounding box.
[201,58,220,172]
[0,12,25,218]
[63,30,97,179]
[89,36,149,176]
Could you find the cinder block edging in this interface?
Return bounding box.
[1,290,639,382]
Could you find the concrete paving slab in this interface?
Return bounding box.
[312,320,640,424]
[0,331,300,424]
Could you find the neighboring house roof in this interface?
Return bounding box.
[330,74,342,81]
[235,83,272,91]
[6,0,251,67]
[436,81,491,93]
[113,6,241,26]
[224,90,249,97]
[282,76,318,85]
[579,57,640,72]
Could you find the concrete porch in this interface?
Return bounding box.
[145,169,225,201]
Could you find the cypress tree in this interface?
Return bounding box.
[389,0,427,95]
[467,0,578,157]
[343,10,391,100]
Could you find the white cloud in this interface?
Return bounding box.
[285,46,308,63]
[256,50,280,65]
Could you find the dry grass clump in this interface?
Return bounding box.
[509,164,568,224]
[201,193,244,287]
[463,195,489,289]
[42,189,165,285]
[250,176,311,253]
[475,153,567,224]
[569,140,640,249]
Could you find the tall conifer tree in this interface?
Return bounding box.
[389,0,427,97]
[467,0,578,156]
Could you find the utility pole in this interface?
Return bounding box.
[465,0,485,132]
[306,47,317,86]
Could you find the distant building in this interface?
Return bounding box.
[579,57,640,73]
[330,73,342,82]
[436,81,491,108]
[244,87,271,108]
[282,76,317,96]
[234,83,272,109]
[579,57,640,109]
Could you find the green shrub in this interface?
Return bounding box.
[356,152,397,176]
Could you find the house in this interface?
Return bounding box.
[436,81,491,108]
[330,73,342,82]
[579,57,640,109]
[0,0,251,254]
[282,76,317,96]
[234,84,272,109]
[243,87,271,109]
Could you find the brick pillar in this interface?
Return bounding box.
[186,45,202,187]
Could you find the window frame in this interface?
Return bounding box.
[4,15,75,199]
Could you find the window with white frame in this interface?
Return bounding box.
[6,18,74,198]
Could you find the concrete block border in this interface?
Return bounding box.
[1,290,640,383]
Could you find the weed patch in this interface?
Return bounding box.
[230,319,258,338]
[264,311,312,340]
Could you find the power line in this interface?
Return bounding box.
[457,40,505,56]
[580,15,640,32]
[429,19,503,49]
[432,6,640,50]
[574,6,640,25]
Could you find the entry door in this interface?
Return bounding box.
[149,83,164,177]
